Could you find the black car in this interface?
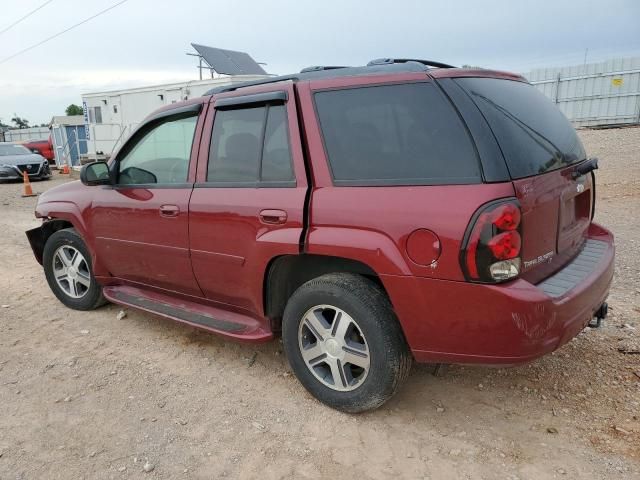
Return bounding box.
[0,143,51,181]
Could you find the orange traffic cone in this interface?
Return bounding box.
[60,162,70,175]
[21,171,37,197]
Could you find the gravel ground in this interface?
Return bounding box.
[0,127,639,479]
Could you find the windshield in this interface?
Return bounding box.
[0,144,31,156]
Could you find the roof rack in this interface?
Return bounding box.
[367,58,455,69]
[299,65,349,73]
[204,74,298,95]
[203,58,456,96]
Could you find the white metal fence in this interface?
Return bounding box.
[2,126,50,142]
[523,57,640,127]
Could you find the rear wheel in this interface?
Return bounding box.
[282,273,412,413]
[43,228,106,310]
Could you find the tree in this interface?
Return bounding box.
[11,115,29,129]
[65,104,83,116]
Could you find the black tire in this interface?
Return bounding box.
[43,227,107,310]
[282,273,412,413]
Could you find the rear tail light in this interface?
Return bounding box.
[460,199,522,283]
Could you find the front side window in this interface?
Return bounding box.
[207,103,294,184]
[314,82,481,185]
[118,114,198,185]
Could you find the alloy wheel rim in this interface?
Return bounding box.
[298,304,370,392]
[52,245,91,299]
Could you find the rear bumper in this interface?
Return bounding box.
[382,223,615,365]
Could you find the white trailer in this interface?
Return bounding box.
[81,75,267,158]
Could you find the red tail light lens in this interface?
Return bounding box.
[460,199,522,283]
[488,231,521,260]
[492,203,520,231]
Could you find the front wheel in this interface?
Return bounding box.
[43,228,106,310]
[282,273,412,413]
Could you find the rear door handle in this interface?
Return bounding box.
[259,209,287,225]
[159,204,180,218]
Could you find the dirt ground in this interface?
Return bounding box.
[1,127,639,480]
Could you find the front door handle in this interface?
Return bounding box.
[160,204,180,218]
[259,209,287,225]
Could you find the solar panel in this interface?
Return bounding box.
[191,44,267,75]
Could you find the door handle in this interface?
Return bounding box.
[259,209,287,225]
[159,204,180,218]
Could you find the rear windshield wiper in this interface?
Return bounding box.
[572,157,598,178]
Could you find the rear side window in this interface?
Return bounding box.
[314,82,481,186]
[455,78,585,179]
[208,107,263,182]
[207,104,294,184]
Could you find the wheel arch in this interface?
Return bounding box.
[263,254,389,331]
[26,219,75,265]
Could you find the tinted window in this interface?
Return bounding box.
[456,78,585,179]
[262,105,294,182]
[207,104,294,183]
[208,107,263,182]
[118,114,197,185]
[314,83,480,185]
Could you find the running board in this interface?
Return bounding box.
[102,285,272,342]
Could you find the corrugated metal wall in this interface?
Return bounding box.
[523,57,640,127]
[2,126,50,142]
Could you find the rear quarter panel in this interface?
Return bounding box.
[296,77,515,280]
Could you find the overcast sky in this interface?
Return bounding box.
[1,0,639,125]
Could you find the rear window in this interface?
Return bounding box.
[456,77,585,179]
[314,82,481,186]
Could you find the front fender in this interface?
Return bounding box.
[35,200,89,239]
[28,202,109,276]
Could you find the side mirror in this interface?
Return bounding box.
[80,161,111,186]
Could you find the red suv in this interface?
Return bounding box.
[26,59,614,412]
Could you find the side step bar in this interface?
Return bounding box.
[103,286,272,342]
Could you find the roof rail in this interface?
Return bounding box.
[300,65,349,73]
[367,58,455,69]
[204,75,298,96]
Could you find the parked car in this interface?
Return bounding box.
[23,136,55,164]
[0,142,52,181]
[25,59,614,412]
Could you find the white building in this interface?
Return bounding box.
[81,75,267,158]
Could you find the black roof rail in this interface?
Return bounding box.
[203,58,456,96]
[300,65,349,73]
[204,75,298,96]
[367,58,456,69]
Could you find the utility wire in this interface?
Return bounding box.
[0,0,129,65]
[0,0,54,36]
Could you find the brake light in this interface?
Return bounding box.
[492,203,520,231]
[460,199,522,283]
[487,231,521,259]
